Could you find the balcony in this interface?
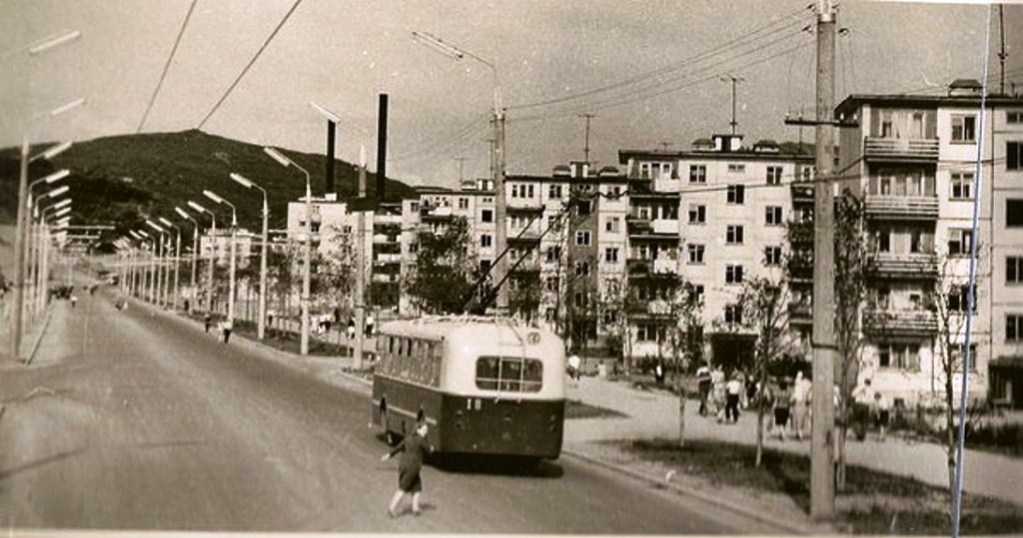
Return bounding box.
[626,214,652,234]
[420,205,454,220]
[375,214,402,225]
[863,309,937,337]
[791,184,814,204]
[875,252,938,279]
[787,220,813,245]
[374,253,402,264]
[864,195,939,221]
[788,302,812,326]
[864,137,939,162]
[626,298,673,318]
[506,202,545,214]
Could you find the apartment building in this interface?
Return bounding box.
[621,135,814,366]
[835,79,1023,408]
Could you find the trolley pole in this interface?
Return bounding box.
[354,145,368,371]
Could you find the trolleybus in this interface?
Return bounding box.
[371,316,566,460]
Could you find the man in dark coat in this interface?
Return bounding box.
[381,421,433,517]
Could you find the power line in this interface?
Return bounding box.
[136,0,200,133]
[508,6,811,112]
[197,0,306,130]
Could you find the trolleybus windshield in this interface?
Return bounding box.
[475,356,543,392]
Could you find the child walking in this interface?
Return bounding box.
[381,420,433,518]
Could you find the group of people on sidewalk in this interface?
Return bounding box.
[694,363,892,442]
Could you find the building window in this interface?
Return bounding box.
[1009,199,1023,227]
[575,261,590,276]
[458,197,469,209]
[575,230,591,246]
[549,184,563,199]
[546,246,562,262]
[951,172,974,200]
[725,264,744,284]
[689,284,705,303]
[1010,142,1023,170]
[689,165,707,183]
[577,199,593,216]
[727,164,746,174]
[952,344,979,373]
[724,304,742,324]
[1008,314,1023,342]
[526,184,535,198]
[948,229,972,256]
[1009,111,1023,124]
[764,246,783,266]
[604,247,619,263]
[480,234,492,248]
[951,114,977,142]
[687,244,705,264]
[481,209,493,222]
[766,166,783,185]
[727,185,745,204]
[726,225,744,244]
[545,277,558,292]
[688,204,706,224]
[1008,256,1023,284]
[947,284,977,313]
[637,324,662,342]
[765,206,783,226]
[605,216,620,233]
[878,343,918,370]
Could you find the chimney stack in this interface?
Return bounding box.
[376,93,389,204]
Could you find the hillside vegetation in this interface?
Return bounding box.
[0,130,416,247]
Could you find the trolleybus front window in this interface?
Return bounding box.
[475,356,543,393]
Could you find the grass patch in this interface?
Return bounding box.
[615,438,1023,535]
[565,399,627,420]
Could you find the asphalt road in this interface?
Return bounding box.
[0,286,783,534]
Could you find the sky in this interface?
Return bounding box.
[2,1,1021,189]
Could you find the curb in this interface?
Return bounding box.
[23,307,54,366]
[561,447,819,535]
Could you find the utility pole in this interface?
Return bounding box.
[998,4,1007,95]
[721,74,745,135]
[454,156,467,185]
[578,113,595,163]
[810,0,837,521]
[494,110,508,313]
[8,139,29,361]
[354,145,367,371]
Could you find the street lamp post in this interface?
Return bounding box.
[203,190,237,324]
[26,180,69,321]
[264,146,312,355]
[39,200,70,315]
[175,206,200,314]
[188,200,217,316]
[230,173,269,340]
[145,220,167,306]
[159,217,181,311]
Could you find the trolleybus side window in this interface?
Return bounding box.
[475,356,543,393]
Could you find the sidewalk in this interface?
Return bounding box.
[565,375,1023,508]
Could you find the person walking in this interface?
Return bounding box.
[791,371,812,441]
[365,313,375,337]
[70,295,78,309]
[874,391,891,441]
[772,378,792,441]
[222,318,233,344]
[725,374,742,423]
[381,420,433,518]
[204,313,213,334]
[696,362,712,416]
[347,316,356,341]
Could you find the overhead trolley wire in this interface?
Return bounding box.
[197,0,306,130]
[136,0,200,133]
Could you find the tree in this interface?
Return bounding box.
[266,242,299,332]
[509,269,542,324]
[317,221,357,321]
[931,249,980,499]
[664,277,703,448]
[737,275,795,467]
[832,192,877,489]
[404,217,476,315]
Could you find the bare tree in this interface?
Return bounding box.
[737,275,796,467]
[832,192,876,489]
[931,249,979,497]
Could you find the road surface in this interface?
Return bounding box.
[0,286,785,533]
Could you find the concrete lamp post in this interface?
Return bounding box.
[230,172,269,340]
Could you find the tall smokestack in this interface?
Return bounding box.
[325,120,337,195]
[376,93,388,203]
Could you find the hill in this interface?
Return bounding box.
[0,130,417,248]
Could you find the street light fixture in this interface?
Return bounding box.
[29,141,73,164]
[412,30,507,312]
[231,172,270,340]
[202,190,238,324]
[264,146,313,355]
[28,30,82,55]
